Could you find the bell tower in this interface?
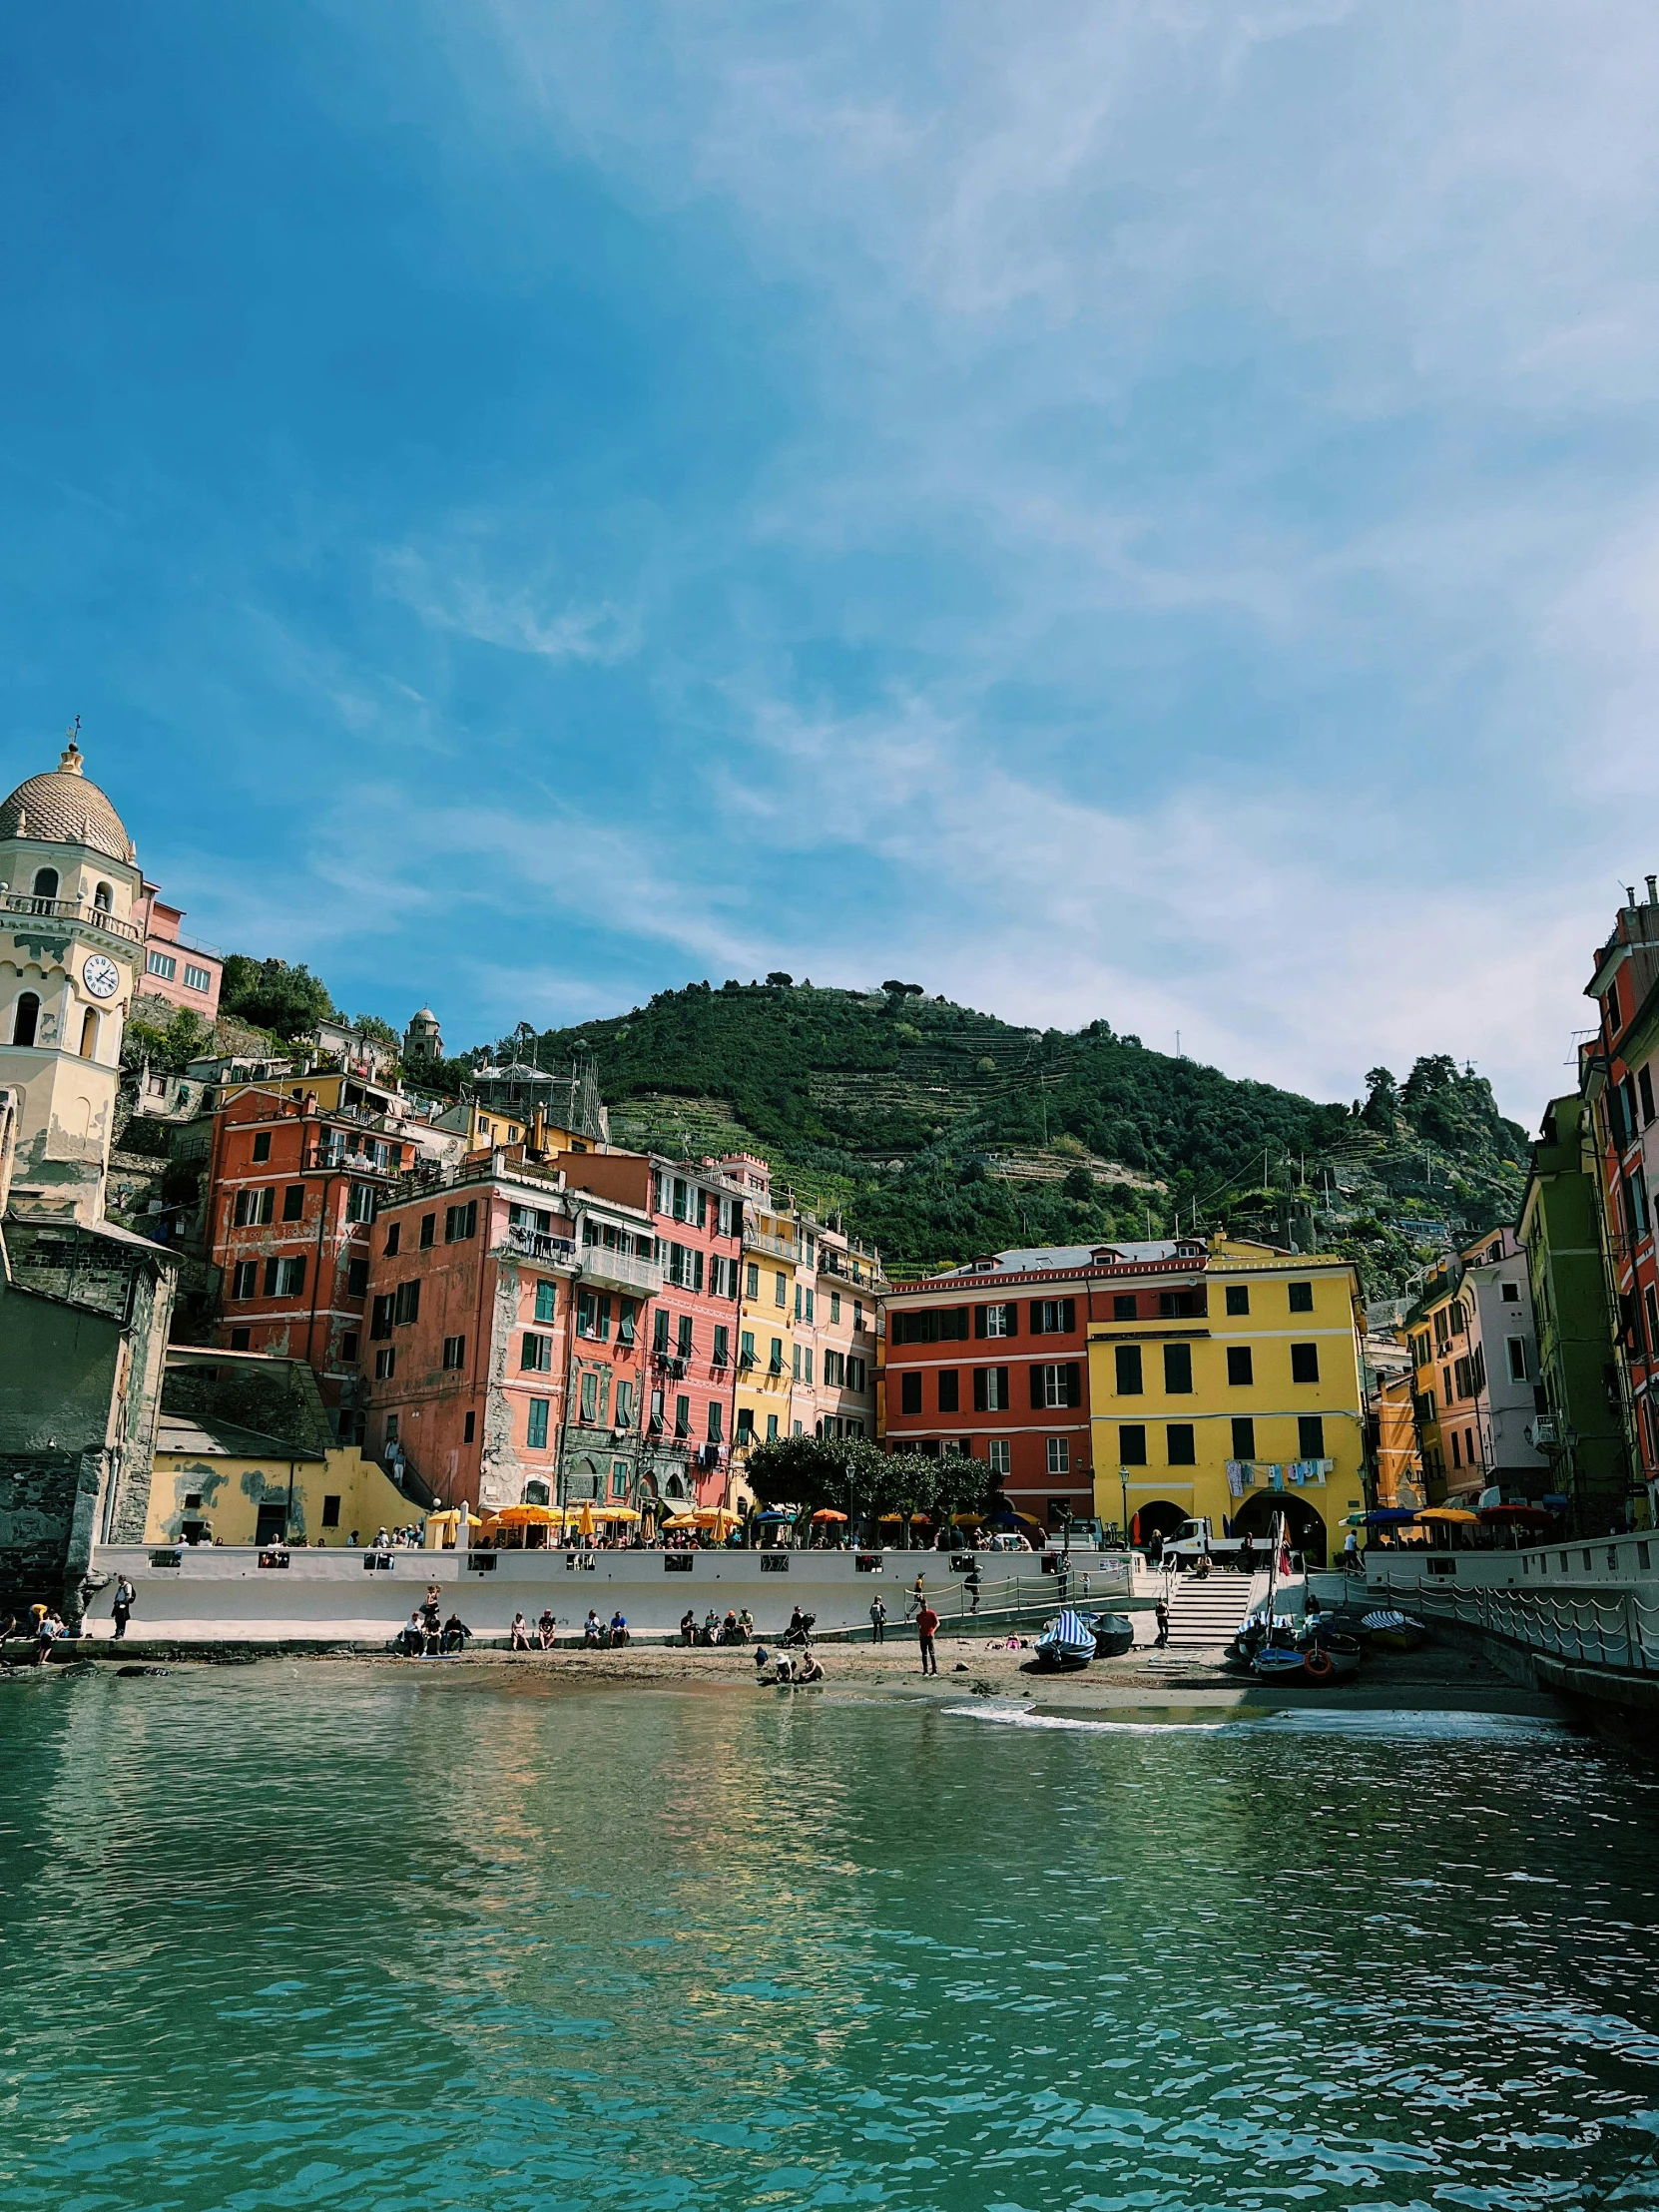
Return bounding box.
[0,735,143,1223]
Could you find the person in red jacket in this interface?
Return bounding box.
[916,1599,940,1676]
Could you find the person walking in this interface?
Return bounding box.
[1154,1597,1170,1646]
[869,1595,886,1645]
[916,1598,939,1676]
[34,1609,64,1666]
[112,1575,136,1641]
[965,1560,982,1617]
[906,1572,925,1620]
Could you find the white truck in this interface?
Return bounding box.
[1156,1516,1286,1572]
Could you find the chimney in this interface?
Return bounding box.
[1628,887,1638,908]
[1647,875,1657,905]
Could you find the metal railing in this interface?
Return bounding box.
[1372,1572,1659,1671]
[3,890,142,940]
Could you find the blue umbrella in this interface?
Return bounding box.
[753,1508,796,1523]
[1365,1507,1419,1526]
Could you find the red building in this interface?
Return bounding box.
[358,1148,663,1517]
[207,1085,413,1433]
[555,1149,744,1510]
[880,1245,1109,1527]
[1583,883,1659,1509]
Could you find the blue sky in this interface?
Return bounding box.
[3,2,1657,1119]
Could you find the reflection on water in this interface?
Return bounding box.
[2,1664,1658,2212]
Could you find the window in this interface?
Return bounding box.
[654,1307,672,1356]
[445,1201,477,1244]
[147,950,177,980]
[793,1344,802,1382]
[1115,1344,1143,1394]
[1163,1344,1193,1393]
[383,1221,400,1257]
[251,1131,272,1163]
[341,1332,359,1365]
[678,1315,694,1361]
[229,1328,251,1351]
[1225,1285,1250,1316]
[384,1415,399,1446]
[78,1007,98,1059]
[419,1214,435,1250]
[1648,1286,1659,1356]
[795,1282,802,1321]
[346,1182,376,1224]
[937,1369,960,1412]
[1032,1298,1076,1335]
[1288,1281,1315,1313]
[184,962,213,993]
[576,1291,612,1342]
[746,1262,760,1299]
[521,1333,553,1373]
[775,1272,787,1307]
[975,1302,1017,1338]
[527,1398,550,1449]
[987,1438,1011,1475]
[1231,1416,1255,1459]
[1112,1295,1136,1320]
[713,1325,730,1368]
[616,1380,635,1426]
[1046,1436,1070,1475]
[231,1260,257,1299]
[10,989,38,1048]
[675,1394,691,1437]
[973,1366,1011,1411]
[264,1255,305,1297]
[1500,1280,1519,1303]
[1226,1346,1253,1386]
[736,1407,755,1441]
[1166,1423,1196,1465]
[830,1292,841,1323]
[369,1294,394,1340]
[31,866,58,900]
[442,1335,465,1370]
[1032,1362,1081,1408]
[847,1357,866,1391]
[346,1259,368,1298]
[534,1280,558,1324]
[463,1410,476,1443]
[891,1308,971,1344]
[804,1289,814,1324]
[1291,1343,1320,1383]
[900,1372,923,1415]
[619,1301,637,1348]
[320,1494,341,1528]
[1118,1424,1147,1465]
[1505,1338,1527,1382]
[281,1185,305,1222]
[374,1348,395,1380]
[580,1372,598,1423]
[708,1401,724,1442]
[740,1330,755,1366]
[766,1414,779,1441]
[234,1187,275,1227]
[93,881,112,912]
[1643,1066,1657,1126]
[393,1280,420,1326]
[1159,1290,1202,1319]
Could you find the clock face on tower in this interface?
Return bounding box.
[82,952,121,1000]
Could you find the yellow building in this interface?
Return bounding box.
[733,1203,797,1468]
[1088,1239,1367,1563]
[146,1420,414,1546]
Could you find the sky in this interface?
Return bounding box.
[3,1,1657,1122]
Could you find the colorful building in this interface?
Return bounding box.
[808,1221,883,1440]
[727,1153,796,1474]
[1404,1228,1547,1504]
[1518,1093,1632,1533]
[134,879,223,1020]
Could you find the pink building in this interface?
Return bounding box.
[135,879,223,1019]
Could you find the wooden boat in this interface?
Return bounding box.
[1359,1608,1427,1652]
[1090,1613,1136,1658]
[1034,1609,1098,1670]
[1253,1644,1311,1681]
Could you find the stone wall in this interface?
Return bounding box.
[0,1445,106,1620]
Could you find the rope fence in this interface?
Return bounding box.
[1370,1573,1659,1673]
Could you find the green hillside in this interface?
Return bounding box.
[487,981,1530,1296]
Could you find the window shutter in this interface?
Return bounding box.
[1004,1304,1018,1338]
[1066,1363,1082,1406]
[1029,1364,1044,1408]
[1061,1299,1075,1333]
[972,1369,988,1412]
[974,1306,987,1339]
[694,1251,705,1293]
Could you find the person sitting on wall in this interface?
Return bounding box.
[680,1608,697,1647]
[510,1612,532,1652]
[537,1609,557,1650]
[609,1610,629,1648]
[399,1612,426,1658]
[584,1609,602,1646]
[736,1609,754,1644]
[441,1613,472,1654]
[701,1608,719,1646]
[722,1610,739,1644]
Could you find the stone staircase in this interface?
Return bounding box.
[1162,1572,1262,1649]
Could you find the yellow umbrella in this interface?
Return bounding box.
[694,1506,742,1528]
[597,1505,642,1523]
[1417,1506,1479,1524]
[661,1511,701,1529]
[576,1501,595,1542]
[493,1503,564,1526]
[951,1512,984,1527]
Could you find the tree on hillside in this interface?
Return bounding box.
[220,955,337,1041]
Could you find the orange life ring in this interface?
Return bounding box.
[1303,1648,1335,1683]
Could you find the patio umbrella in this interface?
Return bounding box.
[694,1507,743,1528]
[493,1503,563,1526]
[951,1512,984,1527]
[575,1501,595,1542]
[1479,1503,1554,1523]
[1417,1506,1479,1524]
[811,1508,848,1523]
[877,1512,931,1524]
[1363,1508,1421,1526]
[598,1505,642,1523]
[753,1508,796,1523]
[661,1511,700,1529]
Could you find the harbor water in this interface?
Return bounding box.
[3,1667,1659,2212]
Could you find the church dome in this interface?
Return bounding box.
[0,739,136,864]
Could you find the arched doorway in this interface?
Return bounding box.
[1130,1498,1189,1549]
[1231,1491,1329,1565]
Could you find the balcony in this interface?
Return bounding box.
[3,890,142,942]
[580,1243,664,1299]
[499,1226,578,1266]
[304,1145,405,1179]
[745,1228,796,1262]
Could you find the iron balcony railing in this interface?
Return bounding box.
[499,1226,578,1265]
[3,890,142,941]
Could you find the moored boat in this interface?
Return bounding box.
[1035,1608,1098,1670]
[1090,1613,1135,1658]
[1360,1608,1427,1652]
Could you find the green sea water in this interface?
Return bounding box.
[3,1667,1659,2212]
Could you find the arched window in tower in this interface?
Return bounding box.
[94,881,113,912]
[12,992,40,1047]
[30,867,59,906]
[79,1006,99,1060]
